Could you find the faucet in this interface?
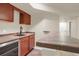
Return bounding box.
[20,26,23,35]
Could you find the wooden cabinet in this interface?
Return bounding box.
[20,12,31,25]
[0,3,31,23]
[14,6,31,25]
[29,34,35,50]
[0,3,13,22]
[20,37,29,56]
[19,33,35,56]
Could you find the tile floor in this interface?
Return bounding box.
[37,33,79,53]
[28,46,79,56]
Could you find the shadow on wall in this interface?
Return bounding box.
[28,13,47,29]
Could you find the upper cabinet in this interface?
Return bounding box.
[0,3,13,22]
[20,12,31,25]
[14,6,31,25]
[0,3,31,24]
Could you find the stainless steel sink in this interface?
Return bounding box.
[15,34,24,36]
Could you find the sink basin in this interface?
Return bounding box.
[16,34,24,36]
[15,33,25,36]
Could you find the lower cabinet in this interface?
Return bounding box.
[19,37,29,56]
[19,34,35,56]
[29,35,35,51]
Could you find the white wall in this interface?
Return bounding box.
[70,17,77,39]
[0,10,27,35]
[59,16,79,40]
[71,17,79,39]
[76,17,79,39]
[27,14,59,40]
[59,16,68,36]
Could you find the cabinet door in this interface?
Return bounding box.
[20,13,31,25]
[20,37,29,56]
[0,3,13,22]
[29,35,35,50]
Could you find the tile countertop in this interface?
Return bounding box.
[0,32,34,44]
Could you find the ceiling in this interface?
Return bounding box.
[43,3,79,16]
[10,3,79,17]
